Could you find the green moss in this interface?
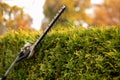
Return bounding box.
[0,26,120,80]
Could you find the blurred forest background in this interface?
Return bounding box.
[0,0,120,35]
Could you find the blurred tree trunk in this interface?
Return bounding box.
[42,0,91,30]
